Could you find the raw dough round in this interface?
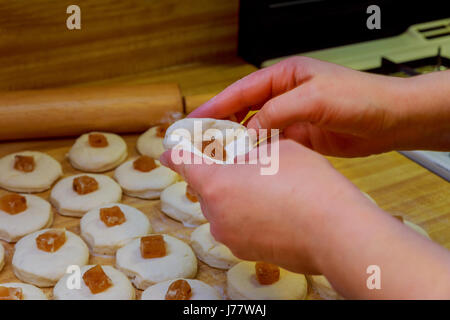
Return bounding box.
[0,244,4,272]
[116,234,197,290]
[50,174,122,217]
[0,194,53,242]
[227,261,308,300]
[307,275,342,300]
[137,127,166,159]
[191,223,240,270]
[0,151,62,193]
[160,181,206,226]
[114,159,178,199]
[141,278,222,300]
[12,228,89,287]
[163,118,256,164]
[68,132,127,172]
[0,282,48,300]
[80,203,152,256]
[53,265,135,300]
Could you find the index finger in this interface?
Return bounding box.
[160,149,220,193]
[188,57,311,119]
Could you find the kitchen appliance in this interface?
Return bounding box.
[238,2,450,181]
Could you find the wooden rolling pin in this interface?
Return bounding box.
[0,84,184,141]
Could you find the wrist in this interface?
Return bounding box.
[388,71,450,151]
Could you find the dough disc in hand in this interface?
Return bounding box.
[0,151,62,193]
[163,118,256,164]
[227,261,308,300]
[191,223,240,270]
[68,132,127,172]
[0,194,53,243]
[116,234,197,290]
[141,278,222,300]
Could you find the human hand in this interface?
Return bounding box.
[160,139,379,274]
[161,138,450,298]
[190,57,450,156]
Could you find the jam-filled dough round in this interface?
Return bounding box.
[0,151,62,193]
[116,234,197,290]
[53,265,135,300]
[50,174,122,217]
[141,278,222,300]
[12,228,89,287]
[227,261,308,300]
[160,181,206,226]
[80,203,152,256]
[0,244,4,272]
[191,223,240,270]
[0,282,48,300]
[163,118,256,164]
[137,126,168,159]
[114,157,178,199]
[68,132,127,172]
[0,194,53,242]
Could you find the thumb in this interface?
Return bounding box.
[247,85,320,131]
[160,149,218,192]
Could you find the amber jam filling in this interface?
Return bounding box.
[99,206,126,227]
[255,262,280,285]
[73,175,99,195]
[133,155,157,172]
[185,185,198,203]
[394,215,404,223]
[88,133,109,148]
[156,123,170,138]
[14,155,35,173]
[140,235,166,259]
[36,230,66,253]
[201,137,227,161]
[83,265,113,294]
[165,279,192,300]
[0,194,27,215]
[0,286,23,300]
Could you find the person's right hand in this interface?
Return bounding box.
[190,57,450,157]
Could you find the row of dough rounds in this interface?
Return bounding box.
[0,120,431,300]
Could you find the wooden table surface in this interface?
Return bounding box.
[0,57,448,300]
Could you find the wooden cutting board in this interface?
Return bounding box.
[0,133,322,300]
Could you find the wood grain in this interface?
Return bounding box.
[0,0,239,90]
[0,84,183,141]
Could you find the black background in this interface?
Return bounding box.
[238,0,450,66]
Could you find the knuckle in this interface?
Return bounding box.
[259,100,277,128]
